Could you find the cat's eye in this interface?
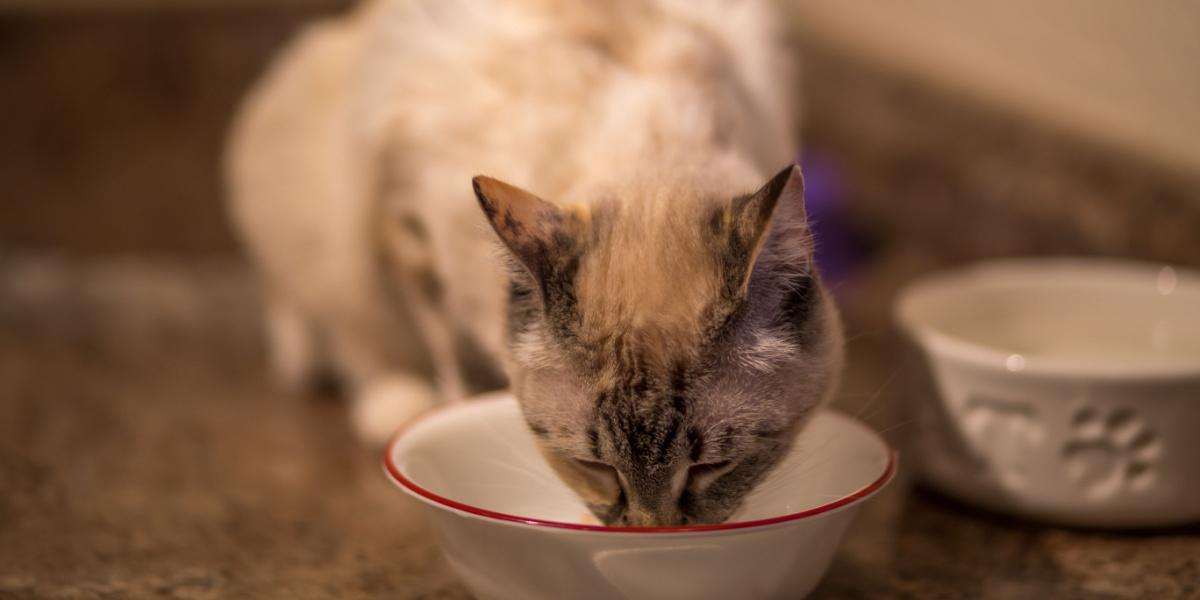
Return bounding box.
[573,459,621,494]
[687,460,734,490]
[575,459,614,473]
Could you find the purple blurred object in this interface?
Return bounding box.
[799,150,857,291]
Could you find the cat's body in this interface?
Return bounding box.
[228,0,843,526]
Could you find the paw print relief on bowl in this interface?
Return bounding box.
[962,396,1045,490]
[1062,407,1160,500]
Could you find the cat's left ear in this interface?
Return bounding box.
[472,175,572,282]
[718,164,807,299]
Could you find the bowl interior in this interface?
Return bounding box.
[387,393,892,528]
[898,260,1200,370]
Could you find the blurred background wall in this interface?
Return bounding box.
[785,0,1200,325]
[2,0,1197,274]
[0,0,349,257]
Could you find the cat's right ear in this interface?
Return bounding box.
[472,176,571,281]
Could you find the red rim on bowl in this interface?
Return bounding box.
[382,403,898,534]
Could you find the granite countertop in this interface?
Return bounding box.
[1,257,1196,599]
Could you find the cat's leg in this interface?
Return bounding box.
[330,326,439,446]
[224,14,438,444]
[402,291,467,403]
[334,224,472,446]
[377,205,470,405]
[320,307,440,446]
[264,294,325,393]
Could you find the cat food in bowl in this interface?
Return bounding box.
[383,392,895,600]
[895,258,1200,528]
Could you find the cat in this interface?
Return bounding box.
[225,0,843,526]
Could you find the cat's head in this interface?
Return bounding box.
[473,164,843,526]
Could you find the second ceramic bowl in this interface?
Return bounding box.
[895,258,1200,528]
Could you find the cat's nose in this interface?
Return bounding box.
[624,506,656,527]
[624,503,683,527]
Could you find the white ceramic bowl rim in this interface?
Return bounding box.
[382,403,897,534]
[895,258,1200,380]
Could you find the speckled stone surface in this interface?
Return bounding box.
[1,258,1196,599]
[0,258,466,599]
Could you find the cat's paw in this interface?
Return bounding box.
[351,374,437,446]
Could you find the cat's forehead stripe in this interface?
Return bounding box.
[587,426,601,459]
[597,393,687,474]
[687,426,704,462]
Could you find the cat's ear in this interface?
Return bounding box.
[717,164,806,299]
[472,175,571,280]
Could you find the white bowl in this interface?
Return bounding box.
[384,393,895,600]
[895,258,1200,528]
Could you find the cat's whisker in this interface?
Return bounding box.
[474,420,567,485]
[467,482,562,494]
[861,399,898,425]
[873,414,932,437]
[472,456,564,487]
[749,437,841,494]
[853,367,899,422]
[755,412,924,498]
[720,435,791,447]
[814,493,853,501]
[842,328,885,346]
[763,456,835,489]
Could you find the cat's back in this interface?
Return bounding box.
[230,0,789,221]
[355,0,792,195]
